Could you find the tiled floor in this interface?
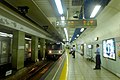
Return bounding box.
[67,52,120,80]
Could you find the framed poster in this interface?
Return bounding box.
[103,38,116,60]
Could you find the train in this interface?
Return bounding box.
[45,42,65,60]
[0,33,65,67]
[0,35,12,77]
[0,36,11,65]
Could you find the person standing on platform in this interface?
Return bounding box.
[69,47,73,54]
[72,45,76,58]
[94,44,101,70]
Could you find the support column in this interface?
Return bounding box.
[12,31,25,70]
[31,36,38,62]
[40,38,45,60]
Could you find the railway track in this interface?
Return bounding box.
[21,61,54,80]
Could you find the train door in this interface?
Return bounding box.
[0,36,11,65]
[24,38,32,65]
[0,36,11,77]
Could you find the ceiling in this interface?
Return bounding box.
[3,0,111,43]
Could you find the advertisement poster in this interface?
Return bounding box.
[103,38,116,60]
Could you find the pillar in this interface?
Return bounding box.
[31,36,38,62]
[40,38,45,60]
[12,31,25,70]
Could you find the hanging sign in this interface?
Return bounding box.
[56,19,97,28]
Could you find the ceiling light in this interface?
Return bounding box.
[94,37,99,41]
[61,16,65,20]
[0,34,7,37]
[64,28,68,41]
[61,21,65,25]
[25,37,31,40]
[80,28,84,32]
[77,34,79,37]
[8,34,13,37]
[0,32,13,37]
[90,5,101,18]
[56,22,59,25]
[55,0,63,15]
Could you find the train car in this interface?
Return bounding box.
[46,42,64,60]
[0,36,11,65]
[0,35,12,77]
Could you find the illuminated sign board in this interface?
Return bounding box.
[56,19,97,28]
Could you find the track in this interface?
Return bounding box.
[20,61,54,80]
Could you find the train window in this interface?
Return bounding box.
[0,37,11,64]
[1,41,7,54]
[48,43,62,50]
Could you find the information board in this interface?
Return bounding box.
[56,19,97,28]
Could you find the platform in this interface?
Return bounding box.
[59,50,120,80]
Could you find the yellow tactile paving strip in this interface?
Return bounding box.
[59,49,69,80]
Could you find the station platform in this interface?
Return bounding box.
[3,50,120,80]
[58,50,120,80]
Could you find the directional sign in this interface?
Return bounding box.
[56,19,97,28]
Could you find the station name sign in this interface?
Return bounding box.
[56,19,97,28]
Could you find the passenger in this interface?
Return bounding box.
[94,44,101,70]
[72,45,76,58]
[69,47,73,54]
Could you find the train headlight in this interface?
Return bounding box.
[49,50,52,54]
[59,50,61,53]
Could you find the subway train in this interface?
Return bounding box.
[45,43,64,60]
[0,36,11,65]
[0,34,65,66]
[0,34,32,66]
[0,35,12,77]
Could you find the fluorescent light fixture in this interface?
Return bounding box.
[56,22,59,25]
[77,34,79,37]
[8,34,13,37]
[55,0,63,15]
[0,32,7,37]
[0,34,7,37]
[0,32,13,37]
[61,16,65,20]
[80,28,84,32]
[94,37,99,41]
[0,32,6,35]
[49,50,52,54]
[88,45,92,49]
[56,42,60,44]
[63,39,65,41]
[25,37,31,40]
[38,45,40,48]
[61,16,65,24]
[90,5,101,18]
[64,28,68,41]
